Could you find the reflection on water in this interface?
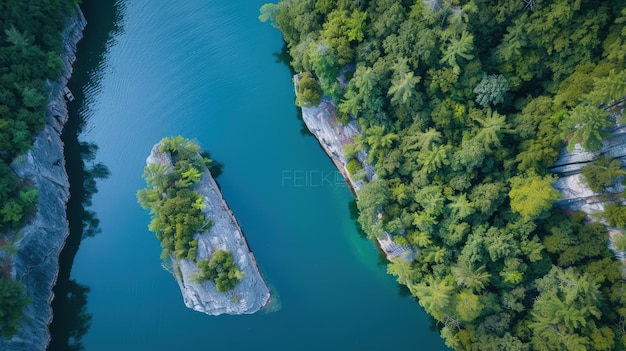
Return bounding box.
[49,137,110,351]
[202,150,224,180]
[397,281,412,297]
[348,199,367,239]
[273,43,292,70]
[48,281,91,351]
[48,138,109,351]
[80,143,110,239]
[274,44,312,138]
[48,2,122,350]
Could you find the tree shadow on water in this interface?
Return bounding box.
[48,281,91,351]
[296,105,313,136]
[48,141,109,351]
[397,282,412,297]
[48,0,121,349]
[48,140,109,351]
[272,43,313,137]
[347,199,391,269]
[347,199,367,240]
[273,42,294,75]
[201,150,224,180]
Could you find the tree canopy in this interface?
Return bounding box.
[137,136,212,261]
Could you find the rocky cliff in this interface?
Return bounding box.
[295,75,413,261]
[551,122,626,213]
[550,105,626,261]
[298,98,375,192]
[0,7,87,351]
[146,144,271,315]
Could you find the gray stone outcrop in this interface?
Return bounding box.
[550,107,626,262]
[295,75,413,261]
[551,123,626,213]
[146,144,270,315]
[299,98,375,192]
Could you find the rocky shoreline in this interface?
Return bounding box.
[295,75,414,261]
[296,75,626,265]
[0,6,87,351]
[146,143,271,315]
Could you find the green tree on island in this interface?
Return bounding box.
[137,136,243,292]
[194,249,244,292]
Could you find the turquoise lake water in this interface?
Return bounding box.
[52,1,450,350]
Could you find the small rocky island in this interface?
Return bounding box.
[138,136,270,315]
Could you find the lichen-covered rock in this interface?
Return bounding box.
[0,7,86,351]
[146,144,270,315]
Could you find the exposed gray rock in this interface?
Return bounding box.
[550,106,626,263]
[550,124,626,177]
[299,98,375,192]
[295,75,413,261]
[550,129,626,208]
[551,106,626,208]
[146,144,271,315]
[0,7,86,351]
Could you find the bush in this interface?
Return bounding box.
[0,278,30,338]
[603,203,626,227]
[342,143,360,159]
[581,156,626,193]
[195,249,244,292]
[295,72,322,107]
[613,232,626,251]
[337,110,351,124]
[346,158,362,177]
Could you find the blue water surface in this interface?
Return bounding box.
[65,1,450,350]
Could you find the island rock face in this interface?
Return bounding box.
[146,144,270,315]
[295,75,413,261]
[0,7,87,351]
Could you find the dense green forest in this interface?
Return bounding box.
[262,0,626,349]
[0,0,79,338]
[137,136,243,292]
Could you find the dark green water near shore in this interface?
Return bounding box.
[52,1,449,350]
